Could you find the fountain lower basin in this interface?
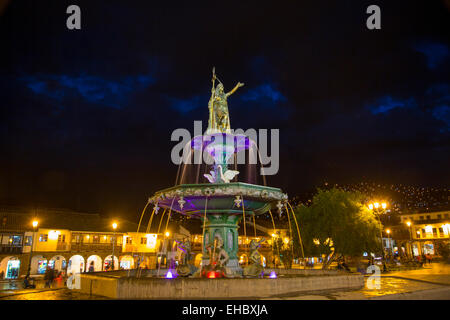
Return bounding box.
[78,270,364,299]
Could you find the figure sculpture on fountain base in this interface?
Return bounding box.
[198,236,238,278]
[176,239,198,277]
[243,238,266,278]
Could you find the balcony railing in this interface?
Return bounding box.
[124,244,137,252]
[0,245,22,254]
[70,242,122,253]
[56,242,69,251]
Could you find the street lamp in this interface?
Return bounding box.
[111,222,117,271]
[26,220,39,277]
[406,221,413,259]
[386,228,391,257]
[368,201,388,271]
[163,231,171,268]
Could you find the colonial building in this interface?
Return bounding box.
[1,206,290,279]
[393,210,450,257]
[0,207,163,279]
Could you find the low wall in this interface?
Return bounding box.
[79,272,364,299]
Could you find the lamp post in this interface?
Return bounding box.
[111,222,117,271]
[406,221,413,259]
[386,229,391,258]
[26,220,38,277]
[368,201,388,271]
[164,231,170,268]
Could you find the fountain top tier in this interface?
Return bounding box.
[191,132,251,166]
[149,69,287,217]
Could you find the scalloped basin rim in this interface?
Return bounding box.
[151,182,285,199]
[149,182,288,216]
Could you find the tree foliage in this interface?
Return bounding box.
[292,188,381,263]
[273,237,293,269]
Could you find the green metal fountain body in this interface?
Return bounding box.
[148,70,288,276]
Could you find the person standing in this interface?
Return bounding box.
[44,268,52,288]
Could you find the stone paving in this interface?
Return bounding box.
[0,263,449,300]
[265,262,450,300]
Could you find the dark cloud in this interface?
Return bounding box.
[0,0,449,220]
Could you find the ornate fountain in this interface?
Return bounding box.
[77,69,365,298]
[148,69,288,277]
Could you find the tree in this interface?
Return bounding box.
[274,237,293,269]
[435,242,450,262]
[293,188,381,269]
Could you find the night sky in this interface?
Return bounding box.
[1,1,449,222]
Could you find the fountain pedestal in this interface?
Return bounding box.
[201,214,242,275]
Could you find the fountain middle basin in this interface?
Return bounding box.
[150,182,288,274]
[151,182,288,216]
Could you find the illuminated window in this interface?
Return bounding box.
[439,228,444,237]
[25,236,32,245]
[39,234,48,242]
[57,234,66,243]
[93,235,100,243]
[437,214,442,219]
[126,237,133,244]
[9,235,22,246]
[140,237,147,245]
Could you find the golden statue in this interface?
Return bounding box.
[207,67,244,134]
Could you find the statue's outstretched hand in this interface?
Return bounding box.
[237,82,244,87]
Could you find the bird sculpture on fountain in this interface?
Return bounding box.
[217,164,239,183]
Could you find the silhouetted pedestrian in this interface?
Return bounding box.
[44,268,55,288]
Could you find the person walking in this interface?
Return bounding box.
[421,253,426,265]
[44,268,55,288]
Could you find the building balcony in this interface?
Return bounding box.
[0,245,22,254]
[124,244,137,252]
[70,242,123,253]
[56,242,69,251]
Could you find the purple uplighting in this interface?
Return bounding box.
[269,271,277,279]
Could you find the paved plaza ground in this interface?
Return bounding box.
[0,263,449,300]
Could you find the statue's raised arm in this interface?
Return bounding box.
[226,82,245,97]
